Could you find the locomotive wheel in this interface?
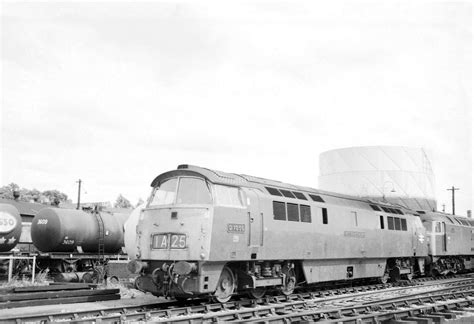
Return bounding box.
[379,273,389,284]
[280,267,296,296]
[134,276,147,292]
[389,266,401,282]
[213,266,235,303]
[248,287,266,299]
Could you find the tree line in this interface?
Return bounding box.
[0,183,142,209]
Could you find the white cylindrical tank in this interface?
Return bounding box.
[319,146,437,211]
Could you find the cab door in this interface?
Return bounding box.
[442,222,447,252]
[244,188,263,247]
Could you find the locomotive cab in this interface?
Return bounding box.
[131,168,251,300]
[420,212,474,275]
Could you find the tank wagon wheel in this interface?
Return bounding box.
[213,266,235,303]
[109,276,119,285]
[280,267,296,296]
[248,287,266,299]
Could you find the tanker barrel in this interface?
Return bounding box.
[31,207,128,253]
[0,203,23,252]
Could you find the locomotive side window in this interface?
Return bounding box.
[401,218,407,231]
[394,217,401,230]
[386,216,407,231]
[214,185,243,207]
[387,216,394,230]
[266,187,282,196]
[293,192,307,200]
[273,201,286,220]
[176,177,212,205]
[460,219,470,226]
[280,190,296,198]
[434,222,442,232]
[370,204,381,211]
[300,205,311,223]
[380,215,384,229]
[322,208,328,224]
[310,194,325,203]
[149,178,178,206]
[287,203,299,222]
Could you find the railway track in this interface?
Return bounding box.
[1,275,473,323]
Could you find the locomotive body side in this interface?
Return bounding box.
[130,165,428,301]
[249,189,427,283]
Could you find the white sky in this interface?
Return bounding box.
[1,1,472,213]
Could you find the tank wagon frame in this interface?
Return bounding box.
[129,165,428,302]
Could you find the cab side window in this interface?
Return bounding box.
[214,185,243,207]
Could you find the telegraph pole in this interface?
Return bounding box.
[76,179,82,210]
[446,186,459,215]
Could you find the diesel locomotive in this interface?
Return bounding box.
[126,165,474,302]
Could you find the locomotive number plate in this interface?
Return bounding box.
[152,234,186,249]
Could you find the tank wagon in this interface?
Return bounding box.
[128,165,428,302]
[31,208,129,273]
[0,203,23,253]
[0,199,131,280]
[32,208,127,253]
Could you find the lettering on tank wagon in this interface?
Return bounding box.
[0,211,18,233]
[343,231,365,238]
[227,223,245,233]
[62,236,75,245]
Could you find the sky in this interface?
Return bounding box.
[0,1,472,214]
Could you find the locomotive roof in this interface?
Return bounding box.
[421,210,474,227]
[150,164,409,211]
